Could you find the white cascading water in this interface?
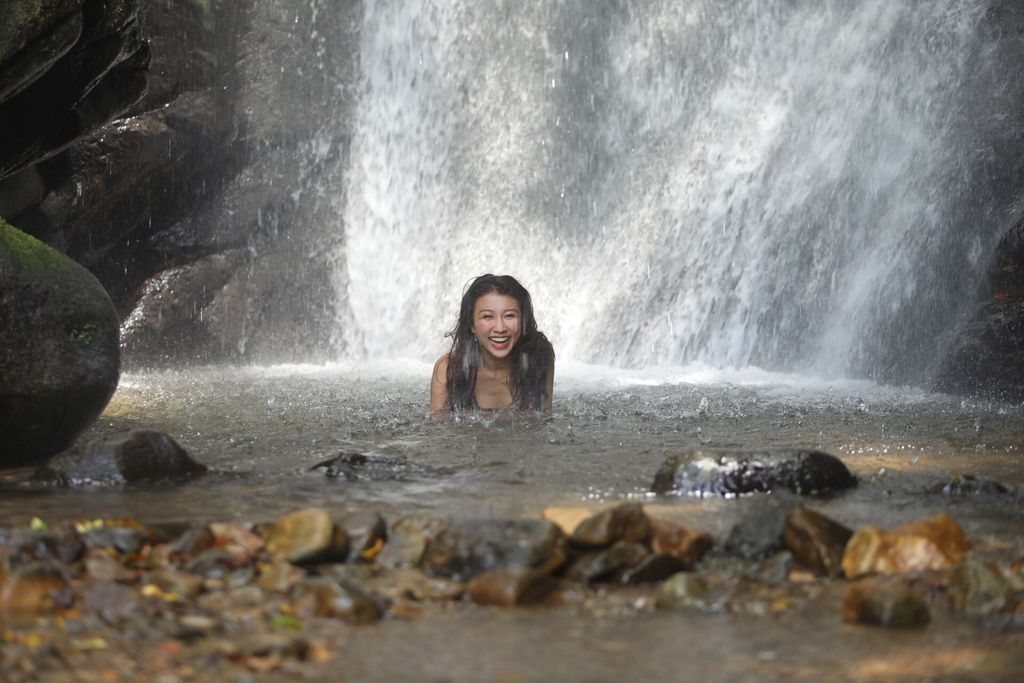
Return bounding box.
[336,0,1021,384]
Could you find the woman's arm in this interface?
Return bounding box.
[429,355,450,415]
[543,357,554,411]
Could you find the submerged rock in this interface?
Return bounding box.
[842,514,971,578]
[783,506,853,577]
[656,572,710,611]
[311,452,447,481]
[842,579,930,628]
[949,558,1022,616]
[420,519,567,582]
[290,577,384,623]
[31,431,207,485]
[651,448,857,497]
[467,568,558,607]
[0,219,120,467]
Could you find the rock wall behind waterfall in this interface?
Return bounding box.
[0,0,362,367]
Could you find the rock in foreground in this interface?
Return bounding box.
[31,431,207,485]
[651,448,857,497]
[842,514,970,578]
[0,219,120,467]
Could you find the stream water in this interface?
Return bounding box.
[4,364,1024,680]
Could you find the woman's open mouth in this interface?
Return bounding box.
[489,336,510,350]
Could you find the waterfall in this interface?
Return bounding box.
[335,0,1023,384]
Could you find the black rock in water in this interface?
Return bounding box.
[651,448,857,497]
[31,431,207,486]
[311,452,447,481]
[926,474,1011,497]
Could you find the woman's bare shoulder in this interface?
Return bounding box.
[432,354,450,377]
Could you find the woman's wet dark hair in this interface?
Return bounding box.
[445,274,554,411]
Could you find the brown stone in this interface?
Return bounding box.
[570,502,652,549]
[542,507,593,535]
[84,549,138,583]
[262,508,348,565]
[210,522,265,560]
[467,568,558,606]
[783,506,853,577]
[843,514,970,578]
[376,514,448,569]
[148,568,205,598]
[257,560,302,593]
[842,579,930,628]
[650,517,714,568]
[0,562,74,616]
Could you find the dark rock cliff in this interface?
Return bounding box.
[0,0,360,367]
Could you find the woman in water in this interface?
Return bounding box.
[430,274,555,415]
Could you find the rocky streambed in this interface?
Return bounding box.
[1,497,1022,682]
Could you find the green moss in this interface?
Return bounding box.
[69,323,98,343]
[0,217,114,316]
[0,216,80,276]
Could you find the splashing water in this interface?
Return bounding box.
[337,0,1023,385]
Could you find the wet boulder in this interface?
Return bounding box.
[651,448,857,497]
[420,519,568,582]
[31,431,207,486]
[1,219,120,466]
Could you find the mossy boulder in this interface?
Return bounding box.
[0,218,119,466]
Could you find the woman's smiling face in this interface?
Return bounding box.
[472,292,522,360]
